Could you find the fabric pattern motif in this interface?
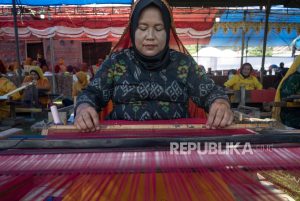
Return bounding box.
[76,48,228,120]
[280,72,300,128]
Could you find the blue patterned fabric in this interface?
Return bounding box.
[76,48,229,120]
[280,72,300,128]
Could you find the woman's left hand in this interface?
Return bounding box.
[206,99,234,129]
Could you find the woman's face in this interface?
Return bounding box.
[134,6,167,57]
[42,65,48,73]
[242,65,251,76]
[30,71,39,80]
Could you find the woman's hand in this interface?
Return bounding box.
[206,99,234,129]
[74,103,99,132]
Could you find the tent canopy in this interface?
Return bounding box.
[219,7,299,23]
[209,7,300,47]
[1,0,132,6]
[169,0,300,8]
[0,6,216,44]
[0,1,299,47]
[209,28,298,47]
[3,0,300,7]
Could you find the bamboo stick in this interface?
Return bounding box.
[0,81,34,100]
[42,122,274,135]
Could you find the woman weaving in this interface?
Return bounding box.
[75,0,233,131]
[273,55,300,129]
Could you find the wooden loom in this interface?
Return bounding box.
[1,118,300,201]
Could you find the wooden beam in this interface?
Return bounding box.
[2,132,300,150]
[42,121,276,135]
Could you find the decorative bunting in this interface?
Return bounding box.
[213,22,300,34]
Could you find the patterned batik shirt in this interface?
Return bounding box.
[76,48,229,120]
[280,72,300,128]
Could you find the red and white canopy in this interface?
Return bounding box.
[0,7,218,44]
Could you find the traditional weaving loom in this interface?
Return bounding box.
[0,118,300,201]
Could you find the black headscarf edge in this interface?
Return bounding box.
[129,0,172,71]
[130,0,171,49]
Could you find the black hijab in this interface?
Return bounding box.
[130,0,171,71]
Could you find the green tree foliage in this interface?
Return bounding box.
[184,44,198,55]
[247,47,273,56]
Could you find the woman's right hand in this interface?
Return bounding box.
[74,103,99,132]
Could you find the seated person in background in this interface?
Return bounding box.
[54,58,67,73]
[224,63,262,90]
[268,64,278,75]
[41,64,52,76]
[74,0,233,132]
[61,69,87,108]
[206,67,213,77]
[6,63,18,77]
[37,53,47,68]
[80,63,94,81]
[41,64,48,73]
[54,65,59,74]
[278,62,289,76]
[72,71,89,97]
[24,57,32,66]
[0,60,21,120]
[66,65,76,74]
[31,60,39,67]
[22,66,51,107]
[273,56,300,129]
[274,62,289,88]
[96,58,104,68]
[227,69,237,80]
[8,62,25,77]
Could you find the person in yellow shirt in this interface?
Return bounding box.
[72,71,89,97]
[22,66,51,107]
[224,63,263,90]
[60,71,89,108]
[0,77,21,101]
[0,60,21,119]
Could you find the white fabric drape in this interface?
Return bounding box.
[0,26,211,39]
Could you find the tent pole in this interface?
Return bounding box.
[246,39,249,62]
[196,39,199,64]
[240,11,246,67]
[12,0,22,83]
[50,37,56,94]
[260,0,271,83]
